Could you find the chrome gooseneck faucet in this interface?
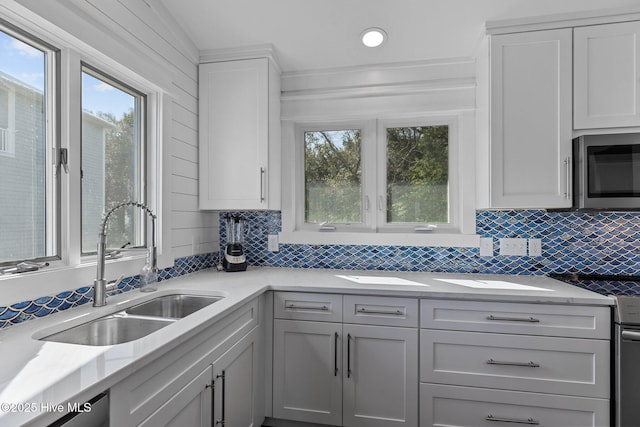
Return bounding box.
[93,201,157,307]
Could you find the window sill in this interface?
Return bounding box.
[278,230,480,248]
[0,255,147,307]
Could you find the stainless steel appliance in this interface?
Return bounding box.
[573,133,640,210]
[222,215,248,272]
[48,392,108,426]
[614,295,640,427]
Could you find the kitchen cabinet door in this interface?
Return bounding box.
[272,319,342,426]
[139,365,212,427]
[490,29,573,208]
[574,21,640,129]
[342,324,418,427]
[199,58,281,210]
[212,327,261,427]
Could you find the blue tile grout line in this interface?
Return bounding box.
[3,208,640,329]
[0,253,217,330]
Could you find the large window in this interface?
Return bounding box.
[298,119,455,234]
[0,27,56,264]
[81,66,146,254]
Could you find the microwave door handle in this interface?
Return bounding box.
[564,156,571,200]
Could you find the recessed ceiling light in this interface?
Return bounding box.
[361,27,387,48]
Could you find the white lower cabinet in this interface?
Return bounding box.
[420,383,610,427]
[139,366,212,427]
[272,292,419,427]
[212,327,261,427]
[342,324,418,427]
[110,298,263,427]
[273,319,342,425]
[419,300,611,427]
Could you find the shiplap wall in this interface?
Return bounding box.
[11,0,219,259]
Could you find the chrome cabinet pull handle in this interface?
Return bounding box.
[260,167,266,203]
[347,333,352,378]
[215,371,226,425]
[334,332,339,376]
[564,156,571,200]
[486,414,540,425]
[205,381,215,427]
[357,308,403,316]
[487,359,540,368]
[487,315,540,323]
[285,304,329,311]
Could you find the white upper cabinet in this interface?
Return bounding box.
[199,57,281,210]
[489,29,573,208]
[574,21,640,129]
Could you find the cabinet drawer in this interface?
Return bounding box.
[420,383,610,427]
[420,329,609,398]
[344,295,418,327]
[421,299,610,339]
[274,292,342,322]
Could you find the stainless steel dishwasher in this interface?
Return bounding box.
[48,392,108,427]
[615,296,640,427]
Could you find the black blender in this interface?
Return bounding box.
[222,215,248,272]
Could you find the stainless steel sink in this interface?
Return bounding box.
[40,294,223,346]
[41,314,175,346]
[125,294,223,319]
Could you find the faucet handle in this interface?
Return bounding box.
[106,274,125,292]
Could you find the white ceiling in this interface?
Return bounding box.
[160,0,640,72]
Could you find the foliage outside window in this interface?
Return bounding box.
[300,121,451,233]
[0,28,55,264]
[304,129,361,224]
[81,66,146,254]
[386,125,449,224]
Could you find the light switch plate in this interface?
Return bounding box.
[528,238,542,257]
[499,238,527,256]
[268,234,279,252]
[479,238,493,257]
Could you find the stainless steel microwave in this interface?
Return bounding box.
[573,134,640,210]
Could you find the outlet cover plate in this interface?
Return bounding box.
[499,238,527,256]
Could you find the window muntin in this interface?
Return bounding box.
[304,129,362,225]
[0,27,56,264]
[386,125,449,224]
[81,66,146,254]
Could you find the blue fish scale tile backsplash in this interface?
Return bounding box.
[221,209,640,276]
[3,209,640,330]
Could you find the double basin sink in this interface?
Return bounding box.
[41,294,223,346]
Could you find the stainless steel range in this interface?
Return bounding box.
[614,296,640,427]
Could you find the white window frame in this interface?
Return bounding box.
[295,120,375,233]
[79,63,148,256]
[281,112,477,247]
[376,116,460,234]
[0,23,58,263]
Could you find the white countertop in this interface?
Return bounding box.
[0,267,613,426]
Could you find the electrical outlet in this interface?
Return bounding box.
[499,238,527,256]
[479,238,493,257]
[529,238,542,257]
[268,234,279,252]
